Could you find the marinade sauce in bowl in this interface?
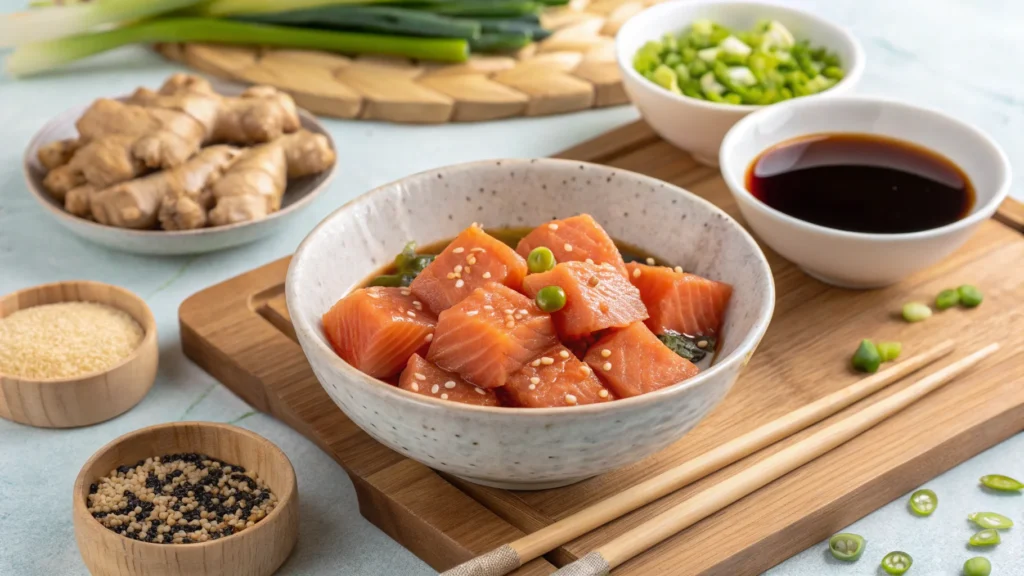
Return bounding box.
[745,133,975,234]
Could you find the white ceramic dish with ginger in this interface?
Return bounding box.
[286,159,774,490]
[615,0,864,166]
[719,96,1012,288]
[23,89,337,256]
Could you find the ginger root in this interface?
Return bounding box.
[91,146,240,230]
[129,74,300,145]
[204,130,335,228]
[37,139,79,171]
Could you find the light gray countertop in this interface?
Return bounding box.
[1,0,1022,574]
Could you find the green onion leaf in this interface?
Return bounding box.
[0,0,203,47]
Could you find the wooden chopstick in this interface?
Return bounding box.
[552,343,1000,575]
[442,340,956,576]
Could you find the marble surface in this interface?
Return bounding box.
[0,0,1021,574]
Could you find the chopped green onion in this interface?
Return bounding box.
[851,340,881,373]
[877,342,902,363]
[969,512,1014,530]
[881,551,912,575]
[5,18,468,77]
[535,286,566,313]
[958,284,983,307]
[980,474,1024,492]
[828,533,865,562]
[0,0,203,47]
[935,289,960,310]
[969,529,1001,547]
[908,488,937,516]
[901,302,932,323]
[963,556,992,576]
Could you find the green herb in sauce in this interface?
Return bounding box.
[658,332,716,363]
[368,242,436,287]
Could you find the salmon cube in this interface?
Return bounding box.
[322,287,437,378]
[504,345,614,408]
[584,322,698,398]
[516,214,628,276]
[626,263,733,337]
[411,225,528,315]
[428,282,557,389]
[399,354,501,406]
[522,261,648,339]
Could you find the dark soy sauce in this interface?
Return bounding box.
[746,133,974,234]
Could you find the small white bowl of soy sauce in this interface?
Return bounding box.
[718,96,1012,288]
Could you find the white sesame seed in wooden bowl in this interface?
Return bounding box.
[73,422,299,576]
[0,280,158,428]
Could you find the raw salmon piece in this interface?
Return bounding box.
[399,354,501,406]
[522,261,648,339]
[411,225,528,315]
[626,263,733,337]
[584,322,698,398]
[428,282,557,389]
[516,214,628,276]
[322,286,437,378]
[504,345,614,408]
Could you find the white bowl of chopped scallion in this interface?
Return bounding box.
[615,0,864,165]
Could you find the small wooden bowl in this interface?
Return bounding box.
[0,281,158,428]
[73,422,299,576]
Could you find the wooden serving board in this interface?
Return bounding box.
[153,0,648,124]
[179,121,1024,575]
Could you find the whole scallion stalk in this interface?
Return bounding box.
[5,18,469,77]
[1,0,204,47]
[193,0,398,17]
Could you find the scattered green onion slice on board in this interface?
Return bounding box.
[877,341,902,363]
[969,529,1001,547]
[969,511,1014,530]
[980,474,1024,492]
[527,247,556,274]
[828,533,865,562]
[908,488,937,516]
[958,285,984,307]
[902,302,932,322]
[535,285,566,313]
[935,288,960,310]
[881,551,913,574]
[851,339,881,373]
[963,556,992,576]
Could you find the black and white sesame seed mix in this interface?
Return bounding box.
[87,453,277,544]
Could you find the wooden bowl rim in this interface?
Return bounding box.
[0,280,157,384]
[73,421,298,550]
[23,103,337,240]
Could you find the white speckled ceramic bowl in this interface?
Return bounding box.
[286,159,774,490]
[23,100,336,256]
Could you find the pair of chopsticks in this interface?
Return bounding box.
[442,340,1000,576]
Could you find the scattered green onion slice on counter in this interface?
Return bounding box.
[877,341,902,363]
[969,529,1001,547]
[828,533,865,562]
[851,339,881,373]
[980,474,1024,492]
[901,302,932,323]
[881,551,913,574]
[908,489,937,516]
[535,285,566,313]
[958,285,984,307]
[935,288,960,310]
[527,247,556,274]
[969,512,1014,530]
[632,19,844,104]
[963,556,992,576]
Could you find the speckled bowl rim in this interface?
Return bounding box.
[288,158,775,416]
[615,0,866,112]
[719,95,1014,241]
[22,101,337,240]
[0,280,157,384]
[72,421,298,550]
